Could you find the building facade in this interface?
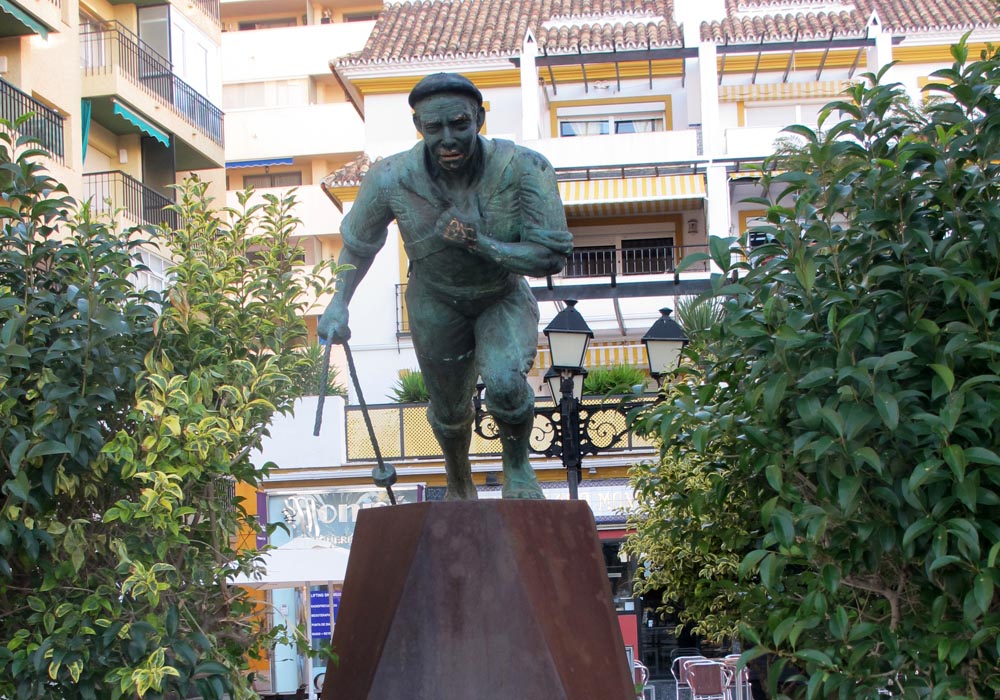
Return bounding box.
[224,0,1000,696]
[1,0,225,291]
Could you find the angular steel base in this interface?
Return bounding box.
[320,500,634,700]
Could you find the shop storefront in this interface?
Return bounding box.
[254,485,423,697]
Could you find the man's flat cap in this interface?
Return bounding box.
[408,73,483,108]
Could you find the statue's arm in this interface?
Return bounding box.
[445,150,571,277]
[318,162,394,342]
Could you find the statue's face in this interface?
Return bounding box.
[413,93,485,174]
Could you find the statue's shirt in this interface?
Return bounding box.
[340,137,569,304]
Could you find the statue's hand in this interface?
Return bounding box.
[532,228,574,256]
[438,207,481,252]
[317,303,350,344]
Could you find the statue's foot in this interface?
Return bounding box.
[444,477,479,501]
[501,473,544,500]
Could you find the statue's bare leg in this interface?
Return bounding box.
[498,416,543,499]
[429,416,478,500]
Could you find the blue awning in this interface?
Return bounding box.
[226,157,294,169]
[112,100,169,147]
[0,0,48,39]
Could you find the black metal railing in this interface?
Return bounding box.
[83,170,181,229]
[0,78,64,163]
[80,22,223,146]
[396,284,409,335]
[564,243,710,282]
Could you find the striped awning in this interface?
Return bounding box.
[226,157,294,169]
[558,174,705,218]
[535,341,648,372]
[719,80,851,102]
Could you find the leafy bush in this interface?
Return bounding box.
[388,369,429,403]
[628,41,1000,700]
[0,125,339,700]
[583,364,648,396]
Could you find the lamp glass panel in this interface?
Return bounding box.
[547,372,584,402]
[645,338,683,375]
[547,331,590,369]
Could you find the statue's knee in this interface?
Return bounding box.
[483,373,533,425]
[428,402,474,438]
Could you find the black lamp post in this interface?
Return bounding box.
[543,300,594,500]
[473,300,687,500]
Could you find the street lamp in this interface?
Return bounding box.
[473,300,688,500]
[642,307,688,385]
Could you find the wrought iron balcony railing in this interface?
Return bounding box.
[81,22,223,146]
[0,78,64,163]
[83,170,181,229]
[564,243,710,284]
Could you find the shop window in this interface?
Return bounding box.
[244,171,302,189]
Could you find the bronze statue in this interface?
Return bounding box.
[318,72,572,499]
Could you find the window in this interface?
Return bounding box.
[244,171,302,189]
[743,102,823,129]
[344,11,379,21]
[559,113,664,138]
[621,237,673,275]
[223,79,310,109]
[238,17,296,30]
[564,237,676,278]
[565,245,615,277]
[134,249,173,294]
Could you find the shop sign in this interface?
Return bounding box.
[267,486,423,548]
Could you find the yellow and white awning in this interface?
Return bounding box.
[558,173,706,218]
[719,80,851,102]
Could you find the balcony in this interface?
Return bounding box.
[0,78,64,163]
[83,170,181,229]
[224,102,364,161]
[524,130,700,170]
[81,22,224,170]
[222,20,374,82]
[561,242,710,283]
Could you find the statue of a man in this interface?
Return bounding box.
[318,72,572,500]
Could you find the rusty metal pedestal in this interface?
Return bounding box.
[320,500,635,700]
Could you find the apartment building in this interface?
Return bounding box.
[0,0,225,291]
[227,0,1000,696]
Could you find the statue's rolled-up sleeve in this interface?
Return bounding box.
[340,160,395,259]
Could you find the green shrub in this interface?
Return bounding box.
[387,369,429,403]
[583,364,647,396]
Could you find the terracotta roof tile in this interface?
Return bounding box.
[323,153,374,188]
[338,0,683,67]
[702,0,999,44]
